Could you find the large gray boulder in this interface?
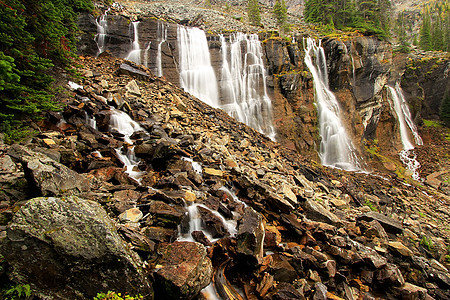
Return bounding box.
[2,196,152,299]
[8,145,90,197]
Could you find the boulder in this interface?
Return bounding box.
[8,145,90,197]
[304,199,341,226]
[357,211,403,234]
[236,207,265,265]
[1,196,152,298]
[154,241,212,299]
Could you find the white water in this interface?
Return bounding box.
[220,33,276,140]
[156,21,168,77]
[95,9,110,55]
[126,21,142,65]
[109,109,146,183]
[85,112,97,129]
[304,38,360,171]
[177,25,219,107]
[387,83,423,180]
[181,157,203,174]
[143,41,151,68]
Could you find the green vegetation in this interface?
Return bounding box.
[247,0,261,26]
[420,235,434,251]
[395,11,410,53]
[0,0,93,143]
[419,0,450,52]
[3,284,32,299]
[364,199,378,211]
[440,91,450,127]
[94,291,143,300]
[273,0,290,32]
[303,0,391,38]
[423,119,443,128]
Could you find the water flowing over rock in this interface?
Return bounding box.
[304,38,361,171]
[177,25,219,108]
[126,21,142,65]
[2,196,152,299]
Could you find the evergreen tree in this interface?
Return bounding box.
[248,0,261,26]
[396,11,410,52]
[0,0,93,142]
[273,0,288,26]
[419,12,433,51]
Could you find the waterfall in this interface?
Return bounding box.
[220,33,276,140]
[143,41,151,68]
[95,10,109,55]
[177,25,219,108]
[387,83,423,180]
[304,37,360,171]
[156,21,168,77]
[126,21,141,65]
[109,109,146,183]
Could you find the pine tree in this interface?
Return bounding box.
[420,12,433,51]
[248,0,261,26]
[273,0,288,26]
[396,11,410,52]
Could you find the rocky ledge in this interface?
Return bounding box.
[0,54,449,299]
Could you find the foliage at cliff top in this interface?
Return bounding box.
[419,0,450,52]
[0,0,93,143]
[303,0,391,39]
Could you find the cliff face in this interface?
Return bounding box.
[77,11,450,173]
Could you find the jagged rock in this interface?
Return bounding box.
[266,282,304,299]
[313,282,328,300]
[126,80,142,97]
[197,206,229,238]
[304,199,341,226]
[148,201,184,228]
[376,263,405,287]
[357,211,403,234]
[237,207,265,265]
[8,145,90,197]
[144,226,177,243]
[268,253,298,282]
[154,241,212,299]
[395,282,429,299]
[119,63,152,81]
[1,196,152,298]
[388,241,413,257]
[191,230,212,246]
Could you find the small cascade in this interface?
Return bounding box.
[177,25,219,108]
[143,42,151,68]
[85,112,97,129]
[109,109,146,183]
[181,157,203,174]
[304,37,361,171]
[156,21,168,77]
[219,33,276,140]
[387,83,423,180]
[95,9,110,55]
[126,21,142,65]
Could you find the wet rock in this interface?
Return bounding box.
[119,225,156,253]
[395,282,429,299]
[119,63,151,81]
[148,201,184,228]
[266,282,304,299]
[8,145,90,197]
[304,199,341,226]
[237,207,265,265]
[197,206,229,238]
[357,211,403,234]
[1,196,152,298]
[191,230,212,246]
[154,241,212,299]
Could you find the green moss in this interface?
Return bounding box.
[420,236,433,251]
[423,119,442,128]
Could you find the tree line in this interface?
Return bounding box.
[0,0,93,142]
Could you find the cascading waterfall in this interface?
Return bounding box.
[156,21,168,77]
[387,82,423,180]
[109,109,146,183]
[220,33,276,140]
[177,25,219,108]
[304,37,361,171]
[143,41,151,68]
[126,21,142,65]
[95,10,109,55]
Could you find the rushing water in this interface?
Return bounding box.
[109,109,146,183]
[304,37,360,171]
[156,20,168,77]
[95,10,109,55]
[177,25,219,107]
[220,33,276,140]
[126,21,142,65]
[387,83,423,180]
